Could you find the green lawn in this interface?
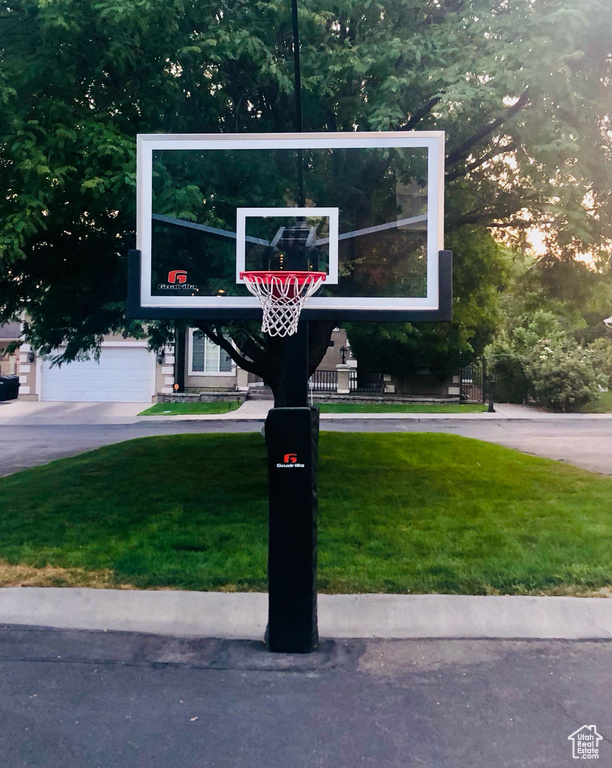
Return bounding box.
[0,433,609,595]
[318,403,487,413]
[140,401,487,416]
[579,390,612,414]
[139,401,242,416]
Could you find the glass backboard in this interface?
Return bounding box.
[136,132,446,320]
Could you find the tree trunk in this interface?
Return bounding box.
[197,320,336,406]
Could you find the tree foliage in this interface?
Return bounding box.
[346,226,509,377]
[487,287,611,410]
[525,338,604,412]
[1,0,611,386]
[497,249,612,345]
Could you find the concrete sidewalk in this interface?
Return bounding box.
[1,398,611,425]
[1,588,610,640]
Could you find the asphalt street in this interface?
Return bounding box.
[0,418,610,477]
[0,625,610,768]
[324,417,612,475]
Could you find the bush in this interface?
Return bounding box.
[588,337,612,389]
[526,340,604,412]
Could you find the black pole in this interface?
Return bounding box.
[264,3,318,652]
[266,403,318,652]
[485,359,496,413]
[175,322,186,393]
[291,0,302,134]
[291,0,305,206]
[276,321,309,407]
[266,321,319,652]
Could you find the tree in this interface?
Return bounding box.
[486,292,611,409]
[496,248,612,345]
[1,0,611,394]
[346,226,510,378]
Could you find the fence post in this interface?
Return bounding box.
[336,364,351,394]
[482,358,487,404]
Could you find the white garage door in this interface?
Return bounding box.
[41,346,155,402]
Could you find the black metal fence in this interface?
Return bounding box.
[309,369,338,392]
[309,369,385,394]
[460,359,503,404]
[350,370,384,394]
[460,360,486,403]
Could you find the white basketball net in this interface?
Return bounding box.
[240,271,326,337]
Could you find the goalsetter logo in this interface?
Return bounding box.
[277,453,305,469]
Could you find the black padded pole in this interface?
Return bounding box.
[174,322,186,393]
[266,405,319,652]
[275,321,309,408]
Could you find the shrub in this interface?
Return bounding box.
[587,337,612,389]
[526,340,604,412]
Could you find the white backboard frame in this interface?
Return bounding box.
[137,131,445,313]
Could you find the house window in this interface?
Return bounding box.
[189,330,235,375]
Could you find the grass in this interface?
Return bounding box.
[0,433,609,595]
[140,401,488,416]
[318,403,487,413]
[139,401,242,416]
[579,390,612,414]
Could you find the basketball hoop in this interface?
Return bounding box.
[240,271,326,337]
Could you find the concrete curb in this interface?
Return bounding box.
[1,589,610,640]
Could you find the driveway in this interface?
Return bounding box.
[0,400,152,425]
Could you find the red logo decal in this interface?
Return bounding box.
[283,453,298,464]
[167,270,188,284]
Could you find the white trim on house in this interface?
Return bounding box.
[35,354,42,396]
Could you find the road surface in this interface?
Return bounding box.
[0,625,610,768]
[0,418,610,477]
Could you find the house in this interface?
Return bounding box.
[165,327,249,398]
[0,323,20,377]
[13,326,248,403]
[13,323,461,402]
